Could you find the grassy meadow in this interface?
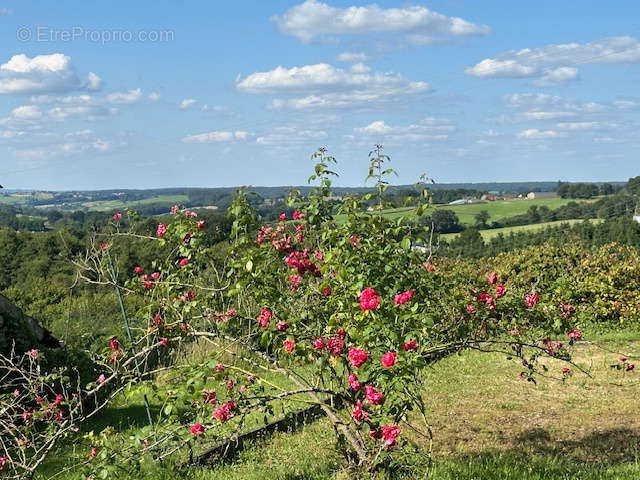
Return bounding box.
[38,331,640,480]
[377,197,596,226]
[441,218,604,241]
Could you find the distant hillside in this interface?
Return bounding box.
[0,181,626,212]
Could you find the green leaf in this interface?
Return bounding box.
[245,260,253,272]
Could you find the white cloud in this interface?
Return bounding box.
[86,72,103,91]
[533,66,579,86]
[353,117,454,141]
[336,52,367,62]
[107,88,142,104]
[47,105,117,121]
[556,121,613,130]
[517,129,565,139]
[255,126,328,145]
[179,98,197,109]
[181,130,248,143]
[148,92,161,102]
[466,36,640,85]
[237,63,421,93]
[10,105,43,121]
[0,53,101,94]
[519,111,576,121]
[273,0,490,44]
[238,63,430,110]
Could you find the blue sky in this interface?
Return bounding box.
[1,1,639,190]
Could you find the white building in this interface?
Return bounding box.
[633,215,640,224]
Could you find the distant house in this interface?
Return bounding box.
[633,215,640,224]
[526,192,558,200]
[448,198,469,205]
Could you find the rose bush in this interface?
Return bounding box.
[0,148,590,478]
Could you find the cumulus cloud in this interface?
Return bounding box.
[353,117,455,141]
[465,36,640,85]
[255,126,328,145]
[181,130,248,143]
[107,88,142,104]
[273,0,490,44]
[336,52,368,62]
[237,63,430,110]
[517,129,565,139]
[179,98,197,109]
[0,53,101,94]
[148,92,161,102]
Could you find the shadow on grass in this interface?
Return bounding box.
[81,404,161,433]
[512,427,640,465]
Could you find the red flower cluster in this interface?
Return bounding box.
[348,347,369,368]
[156,223,167,238]
[190,423,205,436]
[381,352,396,368]
[292,210,305,220]
[567,329,583,341]
[283,339,296,353]
[348,372,360,391]
[365,385,384,405]
[381,425,400,447]
[276,321,289,332]
[403,340,418,351]
[202,388,217,405]
[257,308,272,329]
[284,249,321,277]
[213,401,236,422]
[394,290,414,306]
[352,400,369,422]
[559,303,575,319]
[495,284,507,299]
[359,288,380,311]
[525,293,540,308]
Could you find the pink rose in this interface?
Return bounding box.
[156,223,167,237]
[352,400,369,422]
[190,423,205,436]
[381,352,397,368]
[283,339,296,354]
[348,372,360,391]
[381,425,400,447]
[348,347,369,368]
[365,385,384,405]
[488,271,498,285]
[403,340,418,351]
[179,257,189,267]
[394,290,414,306]
[359,288,380,311]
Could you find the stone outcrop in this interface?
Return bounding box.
[0,294,59,355]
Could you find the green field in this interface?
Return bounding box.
[80,194,189,211]
[38,334,640,479]
[379,197,597,226]
[441,218,603,241]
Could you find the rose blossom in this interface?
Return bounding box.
[352,400,369,422]
[348,347,369,368]
[525,293,540,308]
[257,308,272,329]
[213,401,235,422]
[365,385,384,406]
[403,340,418,351]
[276,321,289,332]
[381,352,397,368]
[348,372,360,391]
[495,284,507,299]
[359,288,380,311]
[190,423,205,436]
[567,329,583,341]
[394,290,414,306]
[283,339,296,354]
[313,337,325,350]
[381,425,400,447]
[156,223,167,237]
[488,271,498,285]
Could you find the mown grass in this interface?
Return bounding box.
[38,336,640,479]
[440,219,604,241]
[375,197,597,226]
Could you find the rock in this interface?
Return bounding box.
[0,294,59,355]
